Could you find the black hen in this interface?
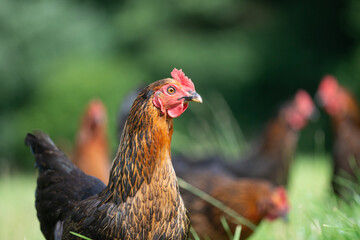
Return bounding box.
[25,131,106,240]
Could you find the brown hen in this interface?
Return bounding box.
[226,90,315,185]
[72,99,110,184]
[179,171,289,240]
[317,75,360,197]
[26,68,202,240]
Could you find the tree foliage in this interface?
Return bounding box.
[0,0,359,170]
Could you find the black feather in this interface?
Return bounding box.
[25,131,106,240]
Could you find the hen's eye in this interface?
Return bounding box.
[167,86,176,95]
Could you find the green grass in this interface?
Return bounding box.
[70,232,93,240]
[251,154,360,240]
[1,155,360,240]
[0,174,42,239]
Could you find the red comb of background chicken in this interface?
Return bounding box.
[284,90,315,130]
[87,99,107,122]
[317,75,346,115]
[275,186,288,206]
[171,68,195,91]
[269,186,289,220]
[318,75,339,100]
[295,89,315,118]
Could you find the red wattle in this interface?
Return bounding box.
[153,97,165,114]
[167,103,188,118]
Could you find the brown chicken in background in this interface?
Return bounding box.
[175,162,289,240]
[72,99,110,184]
[26,68,202,240]
[317,75,360,197]
[225,90,316,186]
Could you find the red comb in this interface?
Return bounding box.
[275,186,288,205]
[295,90,314,118]
[319,75,339,94]
[87,99,106,119]
[171,68,195,91]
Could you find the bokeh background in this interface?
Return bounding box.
[2,0,360,239]
[2,0,360,172]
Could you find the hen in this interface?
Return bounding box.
[317,75,360,196]
[225,90,315,185]
[177,168,289,240]
[25,68,202,240]
[72,99,110,184]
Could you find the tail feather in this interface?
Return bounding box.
[25,131,75,173]
[25,131,58,154]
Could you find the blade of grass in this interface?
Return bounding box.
[208,92,248,155]
[322,224,358,232]
[187,92,248,160]
[233,225,242,240]
[70,232,93,240]
[220,216,234,240]
[190,226,201,240]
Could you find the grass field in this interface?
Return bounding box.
[1,155,359,240]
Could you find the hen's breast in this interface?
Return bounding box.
[63,158,189,240]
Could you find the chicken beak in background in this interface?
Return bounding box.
[281,212,289,223]
[311,92,325,121]
[93,113,106,125]
[310,105,320,122]
[315,92,326,108]
[181,91,203,103]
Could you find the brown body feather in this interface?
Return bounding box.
[179,171,287,240]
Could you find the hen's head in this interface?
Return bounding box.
[317,75,343,116]
[82,99,107,131]
[152,68,202,118]
[316,75,359,120]
[262,186,289,222]
[284,90,316,130]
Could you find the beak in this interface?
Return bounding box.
[310,106,320,122]
[281,213,289,223]
[91,112,106,125]
[179,91,203,103]
[315,92,325,108]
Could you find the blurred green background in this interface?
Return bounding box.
[1,0,360,171]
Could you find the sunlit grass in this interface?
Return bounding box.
[251,154,360,240]
[0,174,42,239]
